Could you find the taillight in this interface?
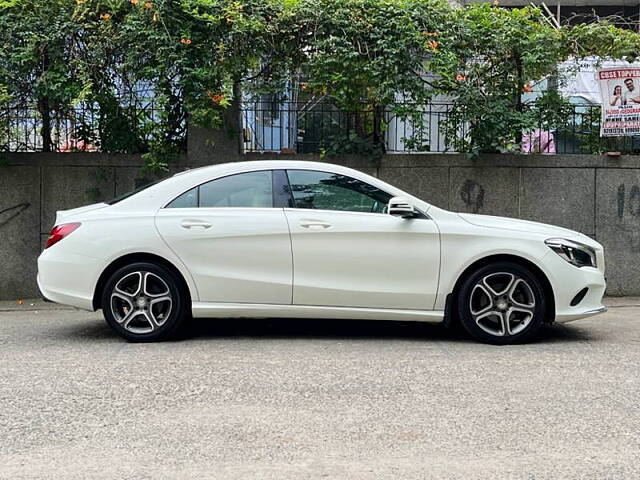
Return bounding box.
[45,222,81,249]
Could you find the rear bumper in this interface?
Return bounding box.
[37,273,94,311]
[37,249,100,311]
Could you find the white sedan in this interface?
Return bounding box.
[37,161,607,344]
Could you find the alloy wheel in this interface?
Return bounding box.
[110,271,173,334]
[469,272,536,337]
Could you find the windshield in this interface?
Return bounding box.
[106,180,161,205]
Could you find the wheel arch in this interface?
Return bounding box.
[444,254,556,327]
[92,252,193,311]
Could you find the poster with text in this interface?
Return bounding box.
[598,67,640,136]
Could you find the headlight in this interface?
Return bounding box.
[545,238,596,268]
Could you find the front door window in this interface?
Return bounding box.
[286,170,391,214]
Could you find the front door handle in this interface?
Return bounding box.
[181,219,212,229]
[299,219,331,229]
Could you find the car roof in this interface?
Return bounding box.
[173,160,366,176]
[167,160,384,189]
[113,159,434,212]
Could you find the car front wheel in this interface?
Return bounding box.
[101,262,188,342]
[457,261,546,345]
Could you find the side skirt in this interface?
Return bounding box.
[192,302,445,323]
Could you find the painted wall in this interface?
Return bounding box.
[1,151,639,300]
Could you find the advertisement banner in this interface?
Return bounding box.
[598,68,640,136]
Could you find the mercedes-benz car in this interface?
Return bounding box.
[37,160,607,344]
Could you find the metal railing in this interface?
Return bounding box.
[0,100,185,153]
[241,101,640,155]
[240,101,459,154]
[3,99,640,155]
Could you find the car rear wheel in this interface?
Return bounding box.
[457,261,546,345]
[101,262,188,342]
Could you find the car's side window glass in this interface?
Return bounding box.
[200,170,272,208]
[286,170,391,213]
[166,170,273,208]
[166,187,198,208]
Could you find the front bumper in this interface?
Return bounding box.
[555,306,608,323]
[541,250,607,323]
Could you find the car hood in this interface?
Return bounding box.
[457,213,596,245]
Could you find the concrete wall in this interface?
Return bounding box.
[2,151,640,299]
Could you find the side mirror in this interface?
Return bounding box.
[388,197,418,218]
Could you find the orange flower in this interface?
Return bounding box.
[180,38,192,45]
[456,74,466,82]
[130,0,138,4]
[144,1,153,9]
[206,90,225,104]
[522,82,533,93]
[100,13,111,20]
[427,40,439,51]
[299,82,308,90]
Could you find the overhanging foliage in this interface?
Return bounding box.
[0,0,639,161]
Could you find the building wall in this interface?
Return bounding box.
[2,151,640,300]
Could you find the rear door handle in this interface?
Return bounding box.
[181,219,212,229]
[299,219,331,229]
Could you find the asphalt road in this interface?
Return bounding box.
[1,298,639,479]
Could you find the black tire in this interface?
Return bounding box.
[101,262,189,342]
[456,261,546,345]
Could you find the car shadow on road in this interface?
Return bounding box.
[181,318,593,344]
[184,317,469,342]
[60,316,594,344]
